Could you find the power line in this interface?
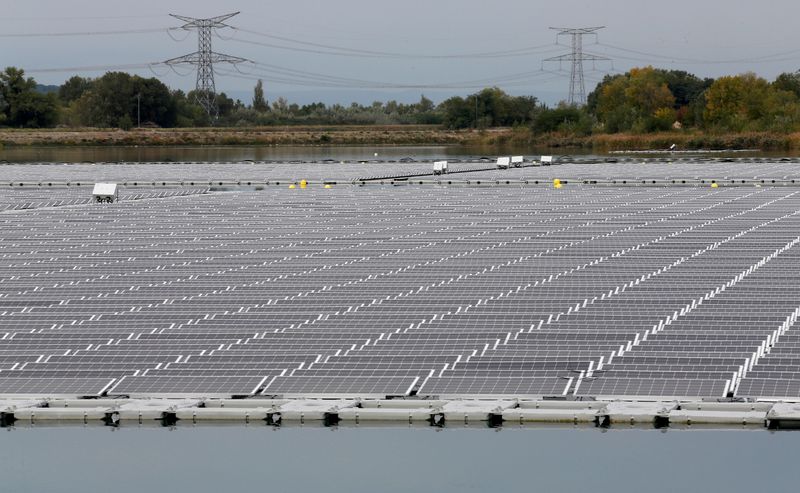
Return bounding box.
[232,27,564,59]
[219,67,567,91]
[544,27,611,105]
[13,16,593,97]
[596,42,800,65]
[163,12,249,120]
[0,27,173,38]
[0,14,168,21]
[25,63,162,74]
[221,62,567,90]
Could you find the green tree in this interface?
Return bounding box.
[0,92,7,126]
[656,70,713,109]
[135,77,177,127]
[532,104,591,135]
[439,96,473,129]
[763,87,800,132]
[773,71,800,98]
[58,75,93,103]
[271,96,289,113]
[592,74,634,132]
[592,67,675,132]
[439,88,537,129]
[173,90,210,127]
[417,94,434,113]
[77,72,176,128]
[704,73,771,131]
[0,67,59,128]
[252,79,268,112]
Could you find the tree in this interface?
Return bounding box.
[439,96,472,129]
[592,67,675,132]
[271,96,289,113]
[252,79,268,112]
[763,87,800,132]
[773,71,800,99]
[0,67,59,128]
[704,73,771,131]
[592,74,634,132]
[417,94,434,113]
[656,70,713,109]
[58,76,93,103]
[135,77,177,127]
[439,88,538,129]
[532,104,591,135]
[173,90,209,127]
[75,72,176,128]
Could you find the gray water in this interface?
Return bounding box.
[1,425,797,492]
[0,145,537,163]
[1,145,779,164]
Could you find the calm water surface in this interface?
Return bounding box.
[1,425,797,493]
[0,145,572,163]
[1,145,784,163]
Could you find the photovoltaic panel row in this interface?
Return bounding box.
[1,178,800,398]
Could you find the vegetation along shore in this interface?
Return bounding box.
[4,64,800,151]
[3,127,800,152]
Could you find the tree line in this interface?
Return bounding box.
[0,67,441,128]
[4,65,800,134]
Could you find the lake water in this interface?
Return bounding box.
[0,144,780,164]
[0,145,535,163]
[2,424,797,493]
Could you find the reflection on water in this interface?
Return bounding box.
[2,145,598,163]
[0,424,797,493]
[1,145,790,164]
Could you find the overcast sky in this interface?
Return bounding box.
[4,0,800,105]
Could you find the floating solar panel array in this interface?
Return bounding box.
[0,161,493,185]
[1,166,800,400]
[3,158,800,185]
[0,188,208,212]
[442,159,800,185]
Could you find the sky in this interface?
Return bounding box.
[4,0,800,105]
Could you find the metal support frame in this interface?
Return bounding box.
[544,27,610,106]
[164,12,248,120]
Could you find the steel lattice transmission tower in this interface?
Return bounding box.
[165,12,248,119]
[544,27,610,106]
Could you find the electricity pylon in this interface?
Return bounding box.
[544,27,610,106]
[165,12,248,119]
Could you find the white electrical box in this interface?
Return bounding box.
[93,183,118,203]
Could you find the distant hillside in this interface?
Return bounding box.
[35,84,59,94]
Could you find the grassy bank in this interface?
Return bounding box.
[0,126,476,147]
[3,126,800,151]
[540,132,800,152]
[471,129,800,151]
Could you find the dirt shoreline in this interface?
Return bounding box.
[2,127,800,151]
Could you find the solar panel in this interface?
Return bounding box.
[0,165,799,399]
[263,376,418,397]
[0,377,116,396]
[109,375,268,397]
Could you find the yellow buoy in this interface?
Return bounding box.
[300,179,308,189]
[324,184,332,189]
[289,184,296,189]
[711,183,719,188]
[554,179,562,189]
